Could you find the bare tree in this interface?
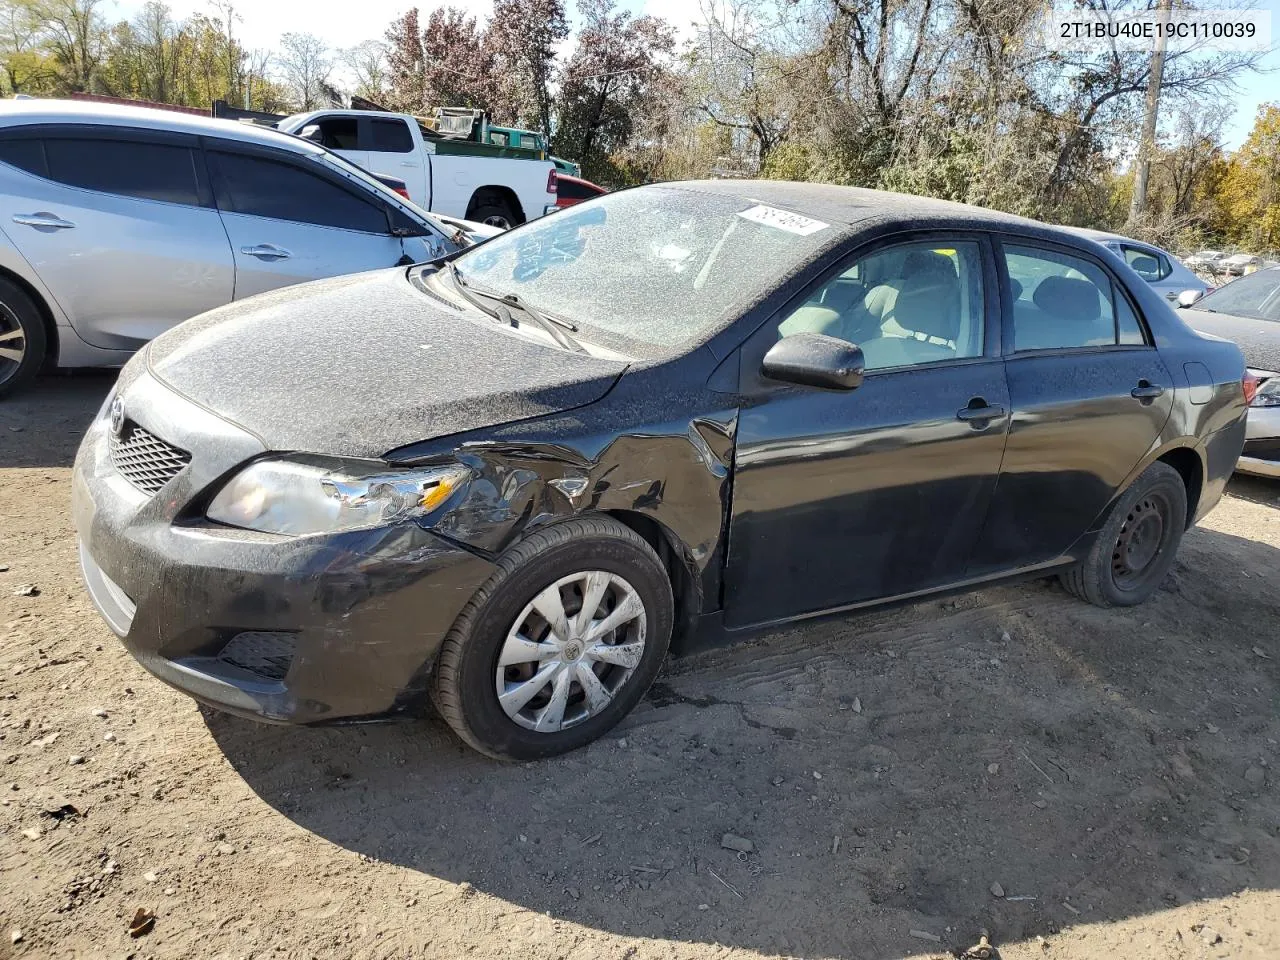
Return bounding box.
[277,30,331,110]
[342,37,388,104]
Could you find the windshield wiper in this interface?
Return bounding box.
[446,261,502,321]
[447,269,584,352]
[501,293,585,353]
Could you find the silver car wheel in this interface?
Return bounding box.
[0,303,26,381]
[495,570,647,733]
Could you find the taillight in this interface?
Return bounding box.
[1243,371,1259,405]
[394,187,410,200]
[547,168,558,195]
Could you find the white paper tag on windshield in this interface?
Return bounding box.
[737,204,829,236]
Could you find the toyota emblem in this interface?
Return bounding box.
[108,396,125,437]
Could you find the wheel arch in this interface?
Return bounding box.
[465,185,525,225]
[600,509,703,654]
[0,263,58,367]
[1153,444,1204,529]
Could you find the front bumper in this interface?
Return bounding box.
[72,370,495,723]
[1237,403,1280,478]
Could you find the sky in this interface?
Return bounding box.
[112,0,1279,151]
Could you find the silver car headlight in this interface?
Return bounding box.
[206,457,471,536]
[1252,376,1280,408]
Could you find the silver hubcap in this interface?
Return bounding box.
[0,303,25,380]
[495,570,647,733]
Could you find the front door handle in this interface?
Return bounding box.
[240,244,292,261]
[957,399,1006,423]
[1131,380,1164,401]
[399,161,418,167]
[12,212,75,230]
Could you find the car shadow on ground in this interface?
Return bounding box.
[204,519,1280,959]
[0,371,116,468]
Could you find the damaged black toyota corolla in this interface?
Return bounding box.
[73,181,1249,760]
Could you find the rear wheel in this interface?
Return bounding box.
[1059,461,1187,607]
[0,278,47,400]
[469,195,520,230]
[431,517,673,760]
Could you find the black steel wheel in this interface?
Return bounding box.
[1060,461,1187,607]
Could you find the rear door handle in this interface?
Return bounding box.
[957,400,1006,423]
[240,244,292,261]
[1131,380,1164,400]
[399,161,418,167]
[12,212,75,230]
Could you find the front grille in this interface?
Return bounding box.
[218,632,296,682]
[109,422,191,495]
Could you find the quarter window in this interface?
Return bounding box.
[38,137,199,206]
[367,119,414,153]
[776,240,985,371]
[0,138,48,177]
[1004,245,1146,350]
[209,150,389,234]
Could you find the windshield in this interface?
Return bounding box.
[449,186,839,354]
[1194,269,1280,321]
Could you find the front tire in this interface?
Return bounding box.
[0,278,47,400]
[431,517,674,760]
[1059,461,1187,607]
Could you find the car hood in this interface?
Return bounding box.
[144,268,627,458]
[1181,307,1280,374]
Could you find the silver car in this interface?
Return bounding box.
[1177,265,1280,478]
[0,99,467,398]
[1068,228,1209,304]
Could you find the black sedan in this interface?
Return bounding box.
[73,181,1248,760]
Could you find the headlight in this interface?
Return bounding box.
[1252,376,1280,408]
[206,457,470,536]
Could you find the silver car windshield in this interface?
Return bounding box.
[450,186,838,353]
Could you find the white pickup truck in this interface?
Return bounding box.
[278,109,557,229]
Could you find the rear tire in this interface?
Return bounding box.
[1059,461,1187,607]
[431,517,673,761]
[469,197,519,230]
[0,278,47,400]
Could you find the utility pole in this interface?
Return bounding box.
[1129,0,1174,225]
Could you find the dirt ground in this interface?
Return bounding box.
[1,372,1277,960]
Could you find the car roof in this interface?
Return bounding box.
[664,179,1081,238]
[0,97,322,157]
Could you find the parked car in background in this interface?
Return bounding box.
[554,174,607,209]
[278,109,557,228]
[1185,249,1228,271]
[0,99,467,398]
[74,181,1247,760]
[1067,228,1208,303]
[1177,265,1280,478]
[1222,253,1264,276]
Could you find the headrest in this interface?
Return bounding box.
[1033,275,1100,322]
[1009,277,1023,300]
[902,249,958,283]
[1129,255,1158,277]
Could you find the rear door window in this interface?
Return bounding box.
[34,136,200,206]
[1003,244,1148,350]
[366,119,414,153]
[1121,244,1170,282]
[208,149,390,234]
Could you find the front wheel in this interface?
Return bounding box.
[1059,461,1188,607]
[431,517,674,760]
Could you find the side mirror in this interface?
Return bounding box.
[1176,289,1203,308]
[762,333,864,390]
